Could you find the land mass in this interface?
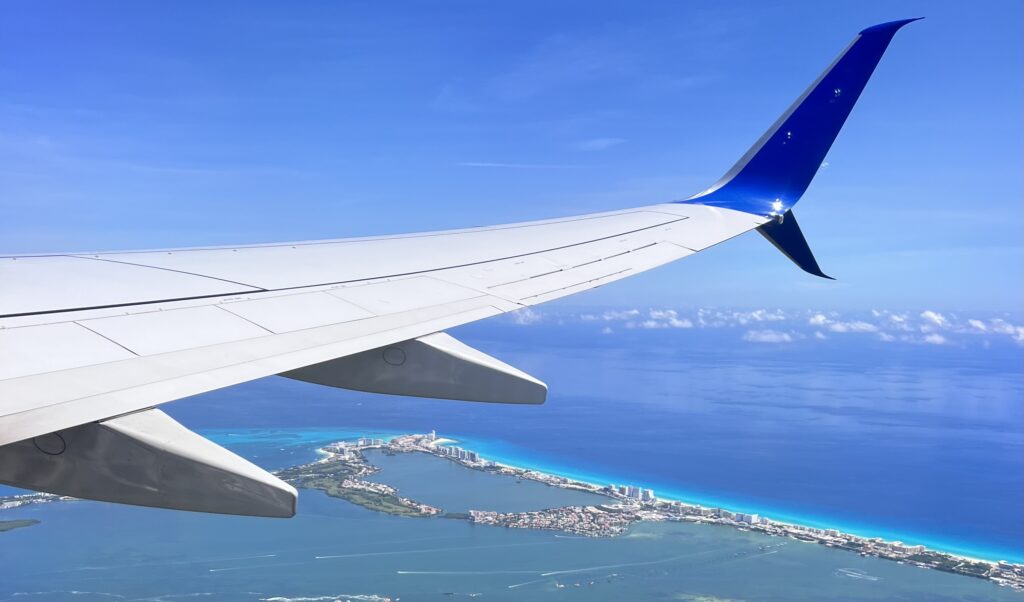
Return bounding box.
[277,433,1024,591]
[0,519,39,533]
[276,439,441,518]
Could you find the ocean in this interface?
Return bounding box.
[1,310,1021,599]
[165,316,1023,563]
[1,431,1020,601]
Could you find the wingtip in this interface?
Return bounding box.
[859,17,924,37]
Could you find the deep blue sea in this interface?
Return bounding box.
[157,313,1023,564]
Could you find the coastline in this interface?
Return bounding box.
[197,426,1021,564]
[438,432,1024,566]
[2,426,1012,566]
[376,432,1023,590]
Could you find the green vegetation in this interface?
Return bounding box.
[276,461,360,481]
[277,455,434,518]
[0,519,40,533]
[301,477,429,518]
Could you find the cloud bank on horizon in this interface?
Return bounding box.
[506,306,1024,348]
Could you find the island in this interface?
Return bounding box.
[275,432,1024,591]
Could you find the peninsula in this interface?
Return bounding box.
[277,432,1024,591]
[2,431,1021,591]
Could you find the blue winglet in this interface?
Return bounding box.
[680,19,919,278]
[757,210,833,279]
[681,18,920,218]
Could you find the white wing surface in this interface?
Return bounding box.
[0,204,761,448]
[0,20,916,516]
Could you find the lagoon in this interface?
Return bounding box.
[1,430,1019,601]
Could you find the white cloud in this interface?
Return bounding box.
[886,313,912,331]
[920,310,948,328]
[601,326,614,335]
[809,312,879,334]
[967,319,988,332]
[510,308,543,325]
[575,137,626,151]
[743,329,793,343]
[827,320,878,333]
[601,309,641,321]
[733,309,786,324]
[538,307,1024,348]
[646,309,693,328]
[991,319,1024,344]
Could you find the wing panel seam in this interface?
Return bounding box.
[1,216,689,320]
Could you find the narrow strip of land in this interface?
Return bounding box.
[274,432,1024,591]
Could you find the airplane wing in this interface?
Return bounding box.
[0,20,918,517]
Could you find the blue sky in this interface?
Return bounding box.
[1,0,1021,311]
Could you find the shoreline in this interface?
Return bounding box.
[370,432,1023,590]
[201,426,1020,565]
[1,427,1019,588]
[430,433,1024,566]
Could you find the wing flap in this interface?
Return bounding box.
[327,277,484,315]
[0,322,137,380]
[495,242,695,305]
[220,291,375,334]
[80,305,273,356]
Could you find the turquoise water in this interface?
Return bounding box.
[0,429,1019,601]
[439,433,1022,564]
[198,426,1020,563]
[159,321,1022,565]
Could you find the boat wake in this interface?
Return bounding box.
[834,568,881,581]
